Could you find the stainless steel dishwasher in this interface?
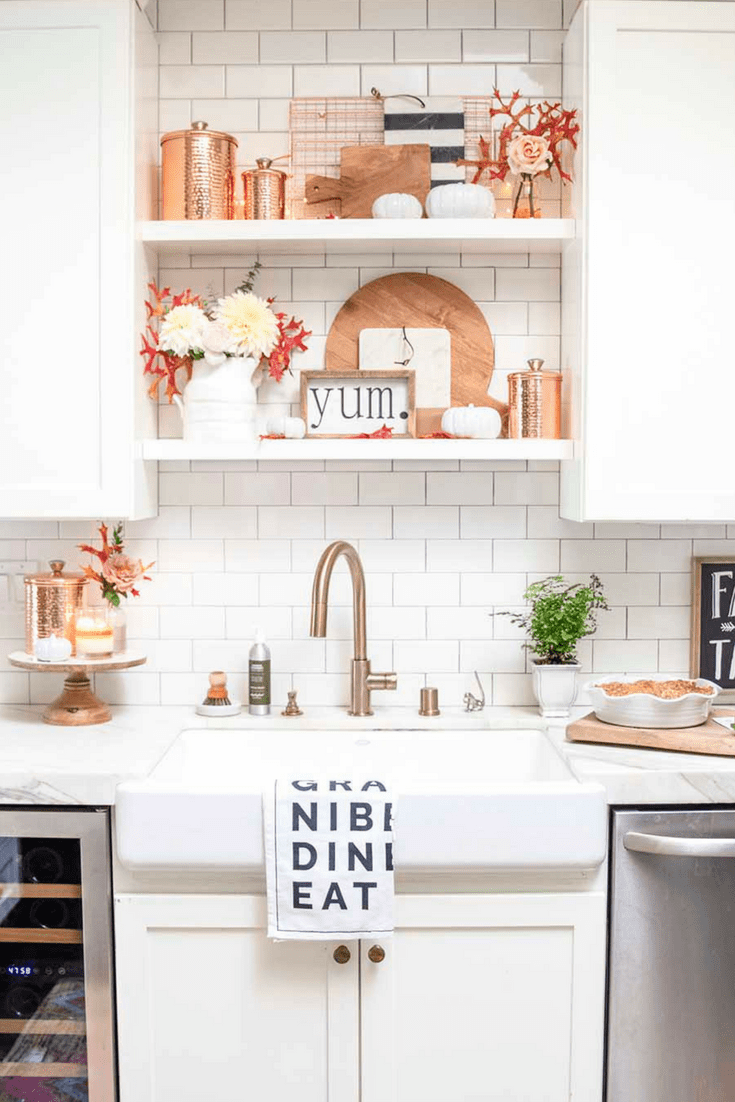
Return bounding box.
[608,807,735,1102]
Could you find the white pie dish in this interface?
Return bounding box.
[585,676,720,728]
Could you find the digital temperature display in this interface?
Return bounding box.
[7,965,32,976]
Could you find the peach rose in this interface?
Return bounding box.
[101,554,148,595]
[507,134,551,176]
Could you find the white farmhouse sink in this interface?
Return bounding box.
[115,728,606,872]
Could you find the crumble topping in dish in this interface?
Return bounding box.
[597,679,714,699]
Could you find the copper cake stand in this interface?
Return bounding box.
[8,652,147,726]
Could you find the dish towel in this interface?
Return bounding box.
[264,777,395,941]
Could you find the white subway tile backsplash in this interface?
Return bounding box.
[293,65,361,96]
[226,64,293,96]
[495,62,560,97]
[428,0,495,28]
[260,30,325,62]
[159,31,192,63]
[658,640,690,672]
[593,640,659,674]
[259,506,325,539]
[427,606,497,640]
[360,64,428,96]
[530,29,563,61]
[292,473,358,506]
[226,606,292,638]
[328,30,394,62]
[460,640,526,673]
[194,573,259,604]
[461,573,528,606]
[627,606,689,640]
[427,473,493,506]
[362,0,426,29]
[493,539,559,572]
[224,472,290,505]
[659,573,690,606]
[495,267,560,301]
[294,0,358,29]
[225,0,291,30]
[394,640,459,672]
[395,573,459,606]
[191,506,258,538]
[160,607,225,639]
[358,539,425,571]
[158,539,225,572]
[395,30,462,62]
[463,30,529,62]
[159,64,225,97]
[627,540,691,573]
[192,30,257,61]
[394,507,459,539]
[496,0,562,29]
[426,540,491,572]
[428,63,496,95]
[527,507,593,539]
[495,471,557,505]
[160,472,223,505]
[160,0,224,31]
[225,539,291,571]
[360,473,425,506]
[461,506,526,538]
[561,539,625,573]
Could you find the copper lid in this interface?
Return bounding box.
[246,157,287,177]
[509,357,562,381]
[160,120,238,147]
[25,560,87,587]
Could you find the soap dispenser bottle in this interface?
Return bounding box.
[249,628,271,716]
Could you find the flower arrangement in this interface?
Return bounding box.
[459,90,580,217]
[78,523,154,607]
[500,574,607,665]
[141,264,311,402]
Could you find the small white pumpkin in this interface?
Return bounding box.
[35,634,73,662]
[266,415,306,439]
[371,192,424,219]
[441,404,502,439]
[425,182,496,219]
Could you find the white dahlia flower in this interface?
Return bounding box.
[213,291,280,359]
[200,320,236,366]
[158,304,207,357]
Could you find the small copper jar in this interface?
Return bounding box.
[242,158,287,219]
[25,561,88,657]
[508,358,562,439]
[161,121,238,220]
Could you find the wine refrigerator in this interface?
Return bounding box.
[0,809,115,1102]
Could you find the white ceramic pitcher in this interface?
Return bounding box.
[173,355,261,443]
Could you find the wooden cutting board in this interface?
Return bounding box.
[567,712,735,757]
[305,144,431,219]
[324,272,505,432]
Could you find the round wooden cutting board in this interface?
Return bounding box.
[324,273,504,429]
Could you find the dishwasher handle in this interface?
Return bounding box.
[624,831,735,858]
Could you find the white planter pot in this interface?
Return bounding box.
[532,661,580,718]
[173,355,260,444]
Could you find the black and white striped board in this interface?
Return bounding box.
[383,97,465,187]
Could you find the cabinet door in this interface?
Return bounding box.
[561,1,735,521]
[360,893,606,1102]
[114,894,359,1102]
[0,1,154,518]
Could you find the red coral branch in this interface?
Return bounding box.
[457,89,579,185]
[141,283,203,402]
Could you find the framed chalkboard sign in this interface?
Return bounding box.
[691,557,735,692]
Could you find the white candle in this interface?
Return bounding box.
[75,615,114,658]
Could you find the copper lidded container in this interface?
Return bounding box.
[508,358,562,439]
[241,158,287,220]
[25,561,88,657]
[161,121,238,220]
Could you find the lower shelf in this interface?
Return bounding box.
[0,1063,87,1077]
[142,438,574,462]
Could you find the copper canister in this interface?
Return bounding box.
[161,121,238,220]
[241,158,287,219]
[25,561,88,657]
[508,358,562,439]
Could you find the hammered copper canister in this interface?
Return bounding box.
[161,121,238,220]
[508,358,562,439]
[25,561,88,656]
[242,158,287,219]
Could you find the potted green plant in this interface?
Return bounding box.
[501,574,607,717]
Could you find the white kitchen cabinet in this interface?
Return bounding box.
[115,891,606,1102]
[560,1,735,521]
[114,894,360,1102]
[0,0,157,518]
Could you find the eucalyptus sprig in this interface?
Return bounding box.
[500,574,608,665]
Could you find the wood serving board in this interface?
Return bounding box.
[567,712,735,757]
[305,144,431,219]
[324,272,505,432]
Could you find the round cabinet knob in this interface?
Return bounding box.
[333,945,351,964]
[367,945,385,964]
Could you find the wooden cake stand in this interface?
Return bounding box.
[8,652,147,726]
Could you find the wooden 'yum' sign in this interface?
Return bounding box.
[301,370,416,437]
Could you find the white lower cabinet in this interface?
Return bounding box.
[115,891,606,1102]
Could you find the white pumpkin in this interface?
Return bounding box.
[425,182,496,219]
[441,404,502,439]
[371,192,424,219]
[35,634,73,662]
[266,415,306,439]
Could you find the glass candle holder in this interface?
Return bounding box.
[74,607,114,659]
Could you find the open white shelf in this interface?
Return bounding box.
[142,438,574,462]
[139,218,574,257]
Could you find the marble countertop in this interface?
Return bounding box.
[1,703,735,806]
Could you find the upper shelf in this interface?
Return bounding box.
[139,218,575,257]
